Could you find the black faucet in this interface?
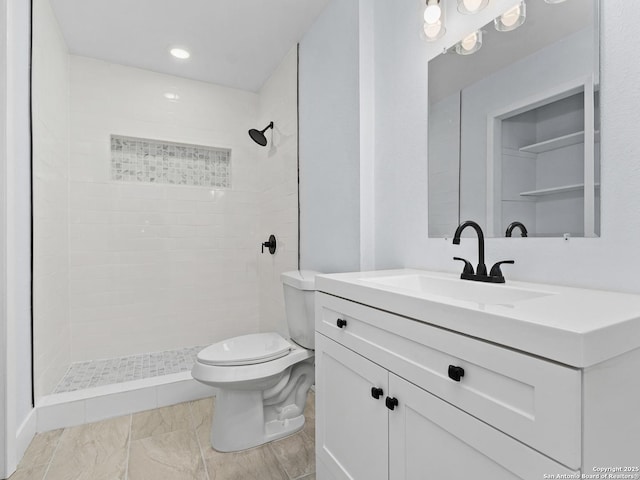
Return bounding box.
[452,220,514,284]
[505,221,528,237]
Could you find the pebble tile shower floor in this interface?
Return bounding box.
[54,345,206,393]
[11,392,316,480]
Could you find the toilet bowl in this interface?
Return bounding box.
[191,270,319,452]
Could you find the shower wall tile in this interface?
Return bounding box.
[67,56,263,362]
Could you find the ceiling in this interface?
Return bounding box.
[49,0,332,92]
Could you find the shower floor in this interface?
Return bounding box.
[54,345,206,394]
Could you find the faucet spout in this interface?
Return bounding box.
[505,221,528,237]
[452,220,486,276]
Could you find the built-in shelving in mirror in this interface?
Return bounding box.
[428,0,600,238]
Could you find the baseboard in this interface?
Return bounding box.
[16,408,37,465]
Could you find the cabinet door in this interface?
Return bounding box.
[388,374,578,480]
[316,334,388,480]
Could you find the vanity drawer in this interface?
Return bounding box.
[315,292,582,469]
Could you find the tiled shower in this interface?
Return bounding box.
[33,0,299,402]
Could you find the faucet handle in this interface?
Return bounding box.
[490,260,514,278]
[453,257,475,275]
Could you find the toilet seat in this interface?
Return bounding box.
[197,332,292,366]
[192,342,313,389]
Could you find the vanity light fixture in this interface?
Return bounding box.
[494,1,526,32]
[543,0,567,3]
[170,47,191,59]
[455,30,483,55]
[423,0,446,42]
[457,0,489,15]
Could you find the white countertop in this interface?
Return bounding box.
[315,269,640,367]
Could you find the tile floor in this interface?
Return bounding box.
[54,346,206,393]
[10,391,316,480]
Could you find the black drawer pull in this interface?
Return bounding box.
[371,387,384,399]
[448,365,465,382]
[385,396,399,411]
[336,318,347,329]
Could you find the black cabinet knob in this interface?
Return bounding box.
[448,365,465,382]
[336,318,347,329]
[385,396,399,411]
[371,387,384,399]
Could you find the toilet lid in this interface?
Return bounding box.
[197,333,292,366]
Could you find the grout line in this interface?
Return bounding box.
[189,401,211,480]
[124,414,133,480]
[41,428,65,480]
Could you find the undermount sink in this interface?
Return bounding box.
[364,274,553,305]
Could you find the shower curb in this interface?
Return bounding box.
[35,371,217,432]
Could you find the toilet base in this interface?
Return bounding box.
[209,358,314,452]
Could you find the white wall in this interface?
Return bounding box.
[257,46,299,336]
[67,56,262,362]
[32,0,70,400]
[299,0,361,274]
[3,0,35,474]
[373,0,640,294]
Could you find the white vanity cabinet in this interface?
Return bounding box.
[315,292,580,479]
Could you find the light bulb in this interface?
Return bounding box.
[455,30,482,55]
[424,1,442,24]
[461,32,478,51]
[423,21,445,41]
[458,0,489,14]
[501,5,521,27]
[463,0,482,11]
[495,1,526,32]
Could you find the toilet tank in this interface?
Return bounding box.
[281,270,320,349]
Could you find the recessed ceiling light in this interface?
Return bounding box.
[164,92,180,101]
[170,48,190,59]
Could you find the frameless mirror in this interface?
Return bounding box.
[428,0,599,238]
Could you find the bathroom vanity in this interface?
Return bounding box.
[314,270,640,479]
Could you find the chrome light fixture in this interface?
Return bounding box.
[455,30,483,55]
[423,0,446,42]
[494,1,526,32]
[457,0,489,15]
[544,0,567,3]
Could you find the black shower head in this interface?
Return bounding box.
[248,121,274,146]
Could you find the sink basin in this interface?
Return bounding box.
[364,274,553,305]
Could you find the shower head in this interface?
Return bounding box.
[248,121,274,146]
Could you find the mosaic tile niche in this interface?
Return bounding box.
[111,135,231,187]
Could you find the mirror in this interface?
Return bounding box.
[428,0,599,238]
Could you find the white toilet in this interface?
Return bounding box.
[191,270,318,452]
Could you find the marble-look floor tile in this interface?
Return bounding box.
[131,403,192,440]
[128,428,206,480]
[205,445,288,480]
[269,430,316,480]
[45,415,130,480]
[294,474,316,480]
[305,391,315,419]
[189,397,214,447]
[303,391,316,441]
[18,429,63,469]
[8,465,47,480]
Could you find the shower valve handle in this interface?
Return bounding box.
[261,235,277,254]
